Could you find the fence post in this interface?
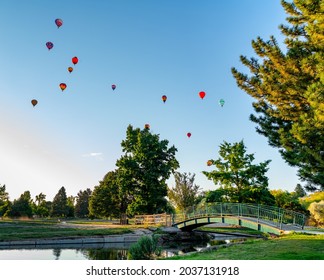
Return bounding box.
[257,205,260,223]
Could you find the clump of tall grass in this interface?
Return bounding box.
[128,235,161,260]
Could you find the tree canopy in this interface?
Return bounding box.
[116,125,179,215]
[168,172,201,212]
[203,140,274,204]
[231,0,324,191]
[51,186,69,217]
[90,125,179,218]
[89,171,122,219]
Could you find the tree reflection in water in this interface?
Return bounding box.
[81,248,128,260]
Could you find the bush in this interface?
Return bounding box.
[128,235,161,260]
[308,201,324,226]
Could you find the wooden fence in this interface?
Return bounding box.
[134,213,172,226]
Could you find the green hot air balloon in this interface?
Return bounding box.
[219,99,225,107]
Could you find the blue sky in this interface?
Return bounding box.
[0,0,301,201]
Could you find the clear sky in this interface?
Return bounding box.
[0,0,301,201]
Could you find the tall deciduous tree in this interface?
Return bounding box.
[0,184,11,217]
[8,191,33,218]
[270,189,307,212]
[168,172,201,212]
[116,125,179,215]
[203,141,274,204]
[231,0,324,191]
[34,192,50,217]
[89,171,122,219]
[51,186,69,217]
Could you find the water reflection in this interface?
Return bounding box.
[0,234,252,260]
[82,248,128,260]
[0,243,207,260]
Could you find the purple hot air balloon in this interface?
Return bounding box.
[112,84,116,90]
[55,18,63,28]
[46,42,54,50]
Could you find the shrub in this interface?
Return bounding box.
[308,201,324,226]
[128,235,161,260]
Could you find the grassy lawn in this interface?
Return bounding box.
[0,219,134,241]
[166,233,324,260]
[199,225,265,236]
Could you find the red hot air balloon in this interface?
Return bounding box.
[68,67,73,73]
[112,84,116,90]
[199,91,206,99]
[144,124,150,129]
[72,56,78,65]
[55,18,63,28]
[162,95,167,103]
[207,160,213,166]
[31,99,38,107]
[187,132,191,138]
[59,83,67,91]
[46,42,54,50]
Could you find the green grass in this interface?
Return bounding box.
[166,233,324,260]
[0,219,133,241]
[199,226,265,236]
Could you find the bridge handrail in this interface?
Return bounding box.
[172,203,306,229]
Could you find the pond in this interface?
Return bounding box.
[0,234,252,260]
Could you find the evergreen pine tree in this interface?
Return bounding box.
[51,186,69,217]
[231,0,324,190]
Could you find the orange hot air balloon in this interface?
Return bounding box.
[187,132,191,138]
[207,160,213,166]
[68,67,73,73]
[199,91,206,99]
[162,95,167,103]
[72,56,78,65]
[59,83,67,91]
[31,99,38,107]
[144,124,150,129]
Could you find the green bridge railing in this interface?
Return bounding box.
[172,203,306,230]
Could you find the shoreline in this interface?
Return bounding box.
[0,233,144,248]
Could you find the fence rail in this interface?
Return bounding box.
[134,213,172,226]
[172,203,306,229]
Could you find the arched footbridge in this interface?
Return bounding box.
[171,203,306,235]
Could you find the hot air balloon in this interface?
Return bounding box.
[68,67,73,73]
[72,56,78,65]
[207,160,213,166]
[112,84,116,90]
[219,99,225,107]
[31,99,38,107]
[46,42,54,50]
[162,95,167,103]
[55,18,63,28]
[144,124,150,129]
[199,91,206,99]
[59,83,67,91]
[187,132,191,138]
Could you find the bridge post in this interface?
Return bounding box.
[220,203,223,217]
[278,208,283,230]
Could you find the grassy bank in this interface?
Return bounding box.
[166,233,324,260]
[199,225,265,236]
[0,219,136,241]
